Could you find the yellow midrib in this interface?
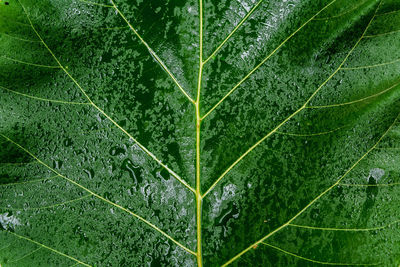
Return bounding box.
[195,0,204,266]
[195,101,202,267]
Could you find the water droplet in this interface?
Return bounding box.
[84,168,94,179]
[53,159,63,169]
[122,158,141,187]
[216,203,239,237]
[63,137,73,147]
[109,146,125,156]
[0,212,21,230]
[368,168,385,182]
[156,168,170,181]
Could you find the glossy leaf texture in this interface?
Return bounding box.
[1,0,400,266]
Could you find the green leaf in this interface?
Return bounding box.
[1,0,400,266]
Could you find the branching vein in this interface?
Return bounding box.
[0,174,60,187]
[222,90,397,267]
[0,194,92,211]
[376,9,400,16]
[9,247,42,263]
[203,0,263,64]
[222,109,398,266]
[307,80,400,108]
[220,4,394,264]
[341,57,400,69]
[313,0,368,21]
[340,182,400,187]
[289,219,400,231]
[203,1,380,198]
[1,32,41,42]
[110,0,195,103]
[17,0,195,194]
[1,55,61,68]
[261,242,379,266]
[79,0,113,8]
[4,231,90,266]
[364,28,400,37]
[0,133,196,256]
[276,124,348,137]
[1,85,90,105]
[201,0,338,120]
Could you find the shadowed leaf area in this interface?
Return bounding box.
[1,0,400,266]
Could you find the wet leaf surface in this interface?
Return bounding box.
[1,0,400,266]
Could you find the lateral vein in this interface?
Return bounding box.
[17,0,195,194]
[201,0,338,120]
[0,85,90,105]
[203,0,263,64]
[79,0,113,8]
[0,133,196,256]
[222,109,398,266]
[261,242,379,266]
[9,247,42,263]
[5,231,91,266]
[363,28,400,38]
[288,219,400,231]
[0,194,92,211]
[0,174,60,187]
[275,124,348,137]
[0,55,61,68]
[339,182,400,187]
[203,0,380,199]
[341,57,400,69]
[307,80,400,108]
[110,0,195,103]
[313,0,368,21]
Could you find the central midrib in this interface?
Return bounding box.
[195,0,204,267]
